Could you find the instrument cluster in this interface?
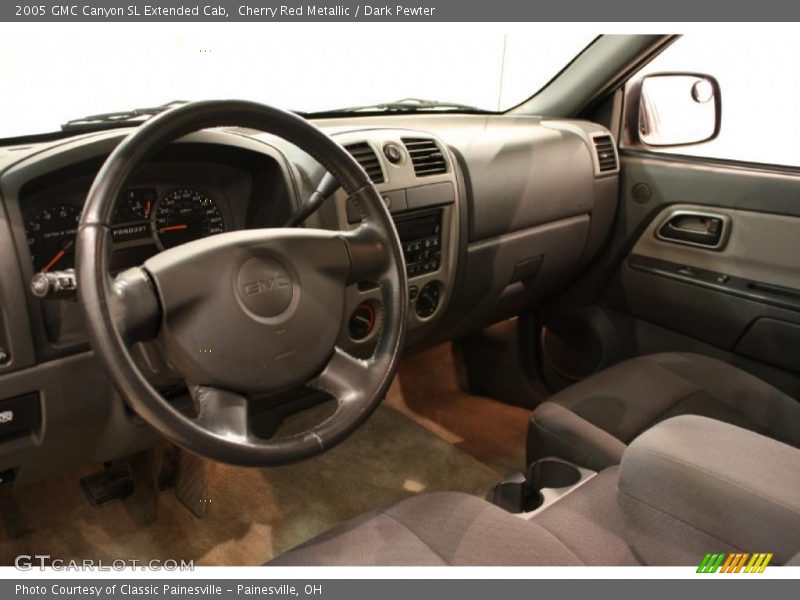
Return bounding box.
[24,187,227,273]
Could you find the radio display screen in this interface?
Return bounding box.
[395,212,441,242]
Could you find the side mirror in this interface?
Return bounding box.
[638,73,721,147]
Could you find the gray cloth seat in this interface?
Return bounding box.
[271,416,800,566]
[270,491,584,566]
[527,352,800,471]
[270,471,728,567]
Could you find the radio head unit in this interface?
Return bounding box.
[395,210,442,278]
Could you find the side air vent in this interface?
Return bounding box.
[402,138,447,176]
[592,135,618,173]
[345,142,385,183]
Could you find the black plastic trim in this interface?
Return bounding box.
[627,254,800,314]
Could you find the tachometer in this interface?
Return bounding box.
[25,204,81,272]
[152,189,225,250]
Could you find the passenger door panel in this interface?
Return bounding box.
[602,153,800,390]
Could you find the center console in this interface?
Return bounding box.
[331,130,460,354]
[487,415,800,565]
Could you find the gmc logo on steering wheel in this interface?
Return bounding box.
[242,276,290,296]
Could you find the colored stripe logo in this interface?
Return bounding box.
[697,552,773,573]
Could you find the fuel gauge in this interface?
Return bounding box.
[121,188,156,221]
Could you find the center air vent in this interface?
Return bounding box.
[592,135,618,173]
[401,138,447,176]
[345,142,385,183]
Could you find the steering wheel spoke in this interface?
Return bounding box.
[342,224,394,285]
[189,384,251,442]
[109,267,160,343]
[310,347,371,406]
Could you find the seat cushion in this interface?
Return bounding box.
[269,492,583,566]
[527,352,800,471]
[271,466,778,566]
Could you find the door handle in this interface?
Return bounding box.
[656,210,729,250]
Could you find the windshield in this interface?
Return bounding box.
[0,24,593,138]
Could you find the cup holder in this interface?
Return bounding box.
[486,475,544,514]
[528,459,581,489]
[486,459,585,514]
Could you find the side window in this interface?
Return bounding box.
[624,35,800,168]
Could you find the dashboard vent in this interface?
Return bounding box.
[345,142,385,183]
[402,138,447,176]
[593,135,618,173]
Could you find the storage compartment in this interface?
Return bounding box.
[540,306,622,391]
[451,215,591,336]
[406,181,455,210]
[0,467,16,485]
[486,458,594,515]
[610,262,800,350]
[0,392,41,442]
[735,318,800,373]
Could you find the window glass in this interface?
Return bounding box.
[0,23,592,139]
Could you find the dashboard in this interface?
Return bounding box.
[0,114,619,486]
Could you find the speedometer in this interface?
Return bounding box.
[152,189,225,250]
[25,204,81,272]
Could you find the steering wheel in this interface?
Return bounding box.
[76,100,408,467]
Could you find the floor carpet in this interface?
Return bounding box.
[387,343,531,477]
[0,343,531,566]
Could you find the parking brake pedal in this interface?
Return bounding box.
[79,464,134,507]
